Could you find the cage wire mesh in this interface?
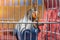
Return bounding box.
[0,0,60,40]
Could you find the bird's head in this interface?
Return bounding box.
[27,10,38,21]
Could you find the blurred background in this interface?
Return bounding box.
[0,0,43,21]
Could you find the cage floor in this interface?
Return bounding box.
[0,30,60,40]
[0,27,60,40]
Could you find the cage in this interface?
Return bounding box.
[0,0,60,40]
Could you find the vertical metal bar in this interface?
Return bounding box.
[18,0,21,19]
[13,0,15,21]
[7,23,9,40]
[13,0,15,40]
[4,0,6,40]
[19,1,21,39]
[9,0,12,40]
[24,24,27,40]
[21,0,23,24]
[7,0,8,40]
[56,0,57,8]
[19,23,21,40]
[45,0,49,40]
[50,24,52,40]
[13,23,15,40]
[41,0,44,40]
[42,0,44,18]
[12,0,14,40]
[30,0,32,40]
[9,0,12,6]
[55,1,57,39]
[4,0,6,6]
[50,0,53,39]
[2,0,4,40]
[19,0,21,21]
[59,0,60,9]
[16,0,21,40]
[53,24,56,40]
[36,0,38,40]
[52,0,53,9]
[2,23,3,40]
[0,0,1,6]
[8,0,11,21]
[58,24,60,40]
[58,19,60,40]
[24,0,27,40]
[19,0,21,40]
[54,0,58,40]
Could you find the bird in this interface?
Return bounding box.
[14,8,39,40]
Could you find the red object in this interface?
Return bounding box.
[44,0,59,8]
[38,9,60,40]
